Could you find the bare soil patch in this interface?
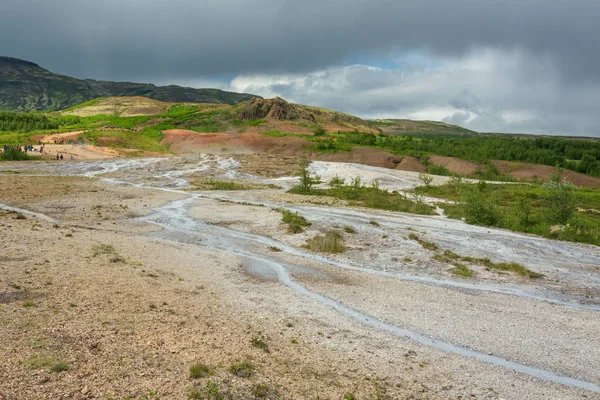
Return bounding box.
[395,155,427,173]
[493,160,600,187]
[428,155,481,175]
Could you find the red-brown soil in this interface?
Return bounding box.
[395,156,427,173]
[428,155,482,175]
[162,130,403,169]
[493,160,600,188]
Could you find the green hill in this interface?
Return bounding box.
[0,56,257,112]
[370,118,479,137]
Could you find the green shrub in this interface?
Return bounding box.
[461,184,501,226]
[279,209,311,233]
[251,384,271,398]
[289,156,321,194]
[304,231,346,253]
[543,171,576,224]
[313,126,327,136]
[251,335,269,352]
[329,175,345,186]
[190,363,211,379]
[230,361,255,378]
[449,263,474,278]
[343,225,356,234]
[1,147,39,161]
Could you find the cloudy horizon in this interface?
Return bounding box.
[1,0,599,136]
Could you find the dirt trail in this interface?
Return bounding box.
[1,155,599,399]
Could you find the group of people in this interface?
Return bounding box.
[2,144,45,153]
[1,143,74,161]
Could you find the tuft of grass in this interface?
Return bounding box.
[344,394,356,400]
[408,233,439,251]
[291,177,433,215]
[251,335,269,352]
[190,363,212,379]
[433,249,542,279]
[268,246,282,252]
[92,243,116,256]
[369,220,380,226]
[23,301,37,308]
[204,180,252,191]
[329,175,345,186]
[230,361,255,378]
[29,356,70,372]
[304,230,346,253]
[449,263,474,278]
[343,225,356,234]
[279,209,311,233]
[204,380,223,400]
[251,384,272,398]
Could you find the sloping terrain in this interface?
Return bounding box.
[61,97,173,117]
[0,56,257,112]
[371,118,479,136]
[237,97,378,133]
[0,156,599,399]
[493,160,600,188]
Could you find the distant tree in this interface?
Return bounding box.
[543,168,576,225]
[295,156,320,194]
[312,127,327,136]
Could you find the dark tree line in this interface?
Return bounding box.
[0,112,81,132]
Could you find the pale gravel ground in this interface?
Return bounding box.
[1,155,599,399]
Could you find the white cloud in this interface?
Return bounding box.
[227,48,600,136]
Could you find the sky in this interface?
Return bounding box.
[1,0,599,136]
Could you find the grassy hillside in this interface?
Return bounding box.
[0,56,257,112]
[2,96,599,182]
[370,119,479,137]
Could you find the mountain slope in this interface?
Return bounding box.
[0,56,257,112]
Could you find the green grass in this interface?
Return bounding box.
[63,98,104,111]
[304,230,346,253]
[189,363,212,379]
[343,225,356,234]
[290,178,434,215]
[1,147,41,161]
[81,129,169,153]
[251,335,269,352]
[29,356,70,372]
[414,182,600,247]
[449,263,474,277]
[408,233,439,251]
[204,180,252,190]
[279,209,311,233]
[92,243,116,256]
[230,361,255,378]
[433,249,542,279]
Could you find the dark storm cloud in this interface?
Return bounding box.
[0,0,599,82]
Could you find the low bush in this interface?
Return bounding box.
[304,231,346,253]
[279,209,311,233]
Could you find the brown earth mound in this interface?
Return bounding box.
[395,156,427,173]
[493,160,600,188]
[238,97,316,122]
[428,155,481,175]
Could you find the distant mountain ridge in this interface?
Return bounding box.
[0,56,258,112]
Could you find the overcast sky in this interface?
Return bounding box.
[1,0,599,136]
